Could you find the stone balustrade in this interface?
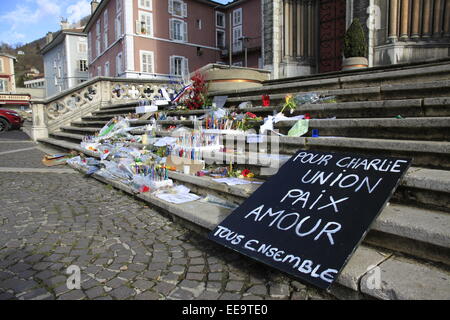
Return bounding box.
[30,77,182,141]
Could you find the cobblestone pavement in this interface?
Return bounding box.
[0,130,333,300]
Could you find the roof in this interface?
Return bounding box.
[0,53,17,61]
[40,28,86,55]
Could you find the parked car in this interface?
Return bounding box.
[0,108,24,132]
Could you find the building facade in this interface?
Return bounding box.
[263,0,450,79]
[84,0,262,80]
[41,28,89,97]
[0,54,17,93]
[24,78,46,89]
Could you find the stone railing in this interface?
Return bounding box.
[30,77,182,141]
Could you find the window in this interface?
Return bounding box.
[233,8,242,26]
[54,76,58,86]
[115,14,122,40]
[116,53,123,76]
[233,25,243,52]
[170,56,188,77]
[216,11,225,28]
[96,20,102,55]
[97,66,102,76]
[169,0,187,18]
[104,10,109,48]
[216,29,226,48]
[196,19,202,30]
[105,62,110,77]
[140,51,154,73]
[0,59,3,73]
[96,38,101,56]
[138,11,153,36]
[78,42,87,53]
[0,79,7,92]
[170,19,187,42]
[139,0,152,10]
[116,0,122,13]
[58,66,62,78]
[79,60,88,72]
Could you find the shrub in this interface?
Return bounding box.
[343,18,367,58]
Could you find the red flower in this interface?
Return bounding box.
[241,169,251,177]
[245,112,257,119]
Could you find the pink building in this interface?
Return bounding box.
[84,0,262,80]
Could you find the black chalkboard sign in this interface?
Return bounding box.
[208,150,411,289]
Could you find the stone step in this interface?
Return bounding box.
[264,58,450,88]
[92,106,137,115]
[124,116,450,141]
[274,117,450,141]
[49,131,85,143]
[71,121,107,128]
[99,101,139,111]
[223,80,450,106]
[219,63,450,97]
[66,162,450,300]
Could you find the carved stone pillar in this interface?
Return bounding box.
[400,0,410,40]
[30,102,49,141]
[432,0,444,37]
[411,0,422,39]
[422,0,433,38]
[284,0,292,58]
[389,0,400,41]
[296,1,303,57]
[307,0,315,57]
[444,0,450,37]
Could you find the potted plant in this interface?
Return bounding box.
[342,18,368,71]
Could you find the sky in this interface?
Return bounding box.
[0,0,231,46]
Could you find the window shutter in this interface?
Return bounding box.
[169,19,174,39]
[136,20,141,34]
[183,22,188,42]
[183,2,187,17]
[169,56,174,75]
[168,0,173,14]
[149,54,153,73]
[183,58,189,77]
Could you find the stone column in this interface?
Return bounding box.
[422,0,433,38]
[297,0,303,57]
[389,0,400,41]
[432,0,444,37]
[411,0,422,39]
[400,0,410,40]
[273,0,283,79]
[284,0,292,58]
[307,0,315,57]
[30,102,49,141]
[444,0,450,37]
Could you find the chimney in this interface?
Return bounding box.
[91,0,99,14]
[60,18,70,30]
[46,32,54,44]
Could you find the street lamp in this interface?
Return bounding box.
[239,36,250,67]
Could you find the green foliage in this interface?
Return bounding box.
[343,18,367,58]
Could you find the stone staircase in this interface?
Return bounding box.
[37,60,450,300]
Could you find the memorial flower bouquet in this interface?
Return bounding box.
[281,94,298,114]
[181,72,211,110]
[236,112,263,131]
